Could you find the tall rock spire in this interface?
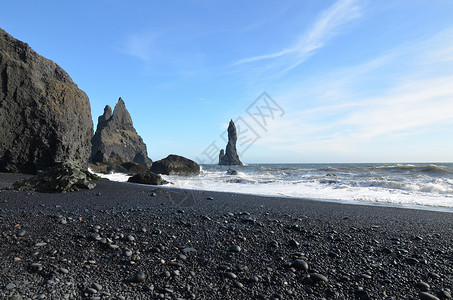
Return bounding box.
[219,120,243,166]
[90,97,152,167]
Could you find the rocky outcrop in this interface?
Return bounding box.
[150,155,200,176]
[0,28,93,173]
[219,120,243,166]
[90,98,152,167]
[7,162,99,193]
[127,171,168,185]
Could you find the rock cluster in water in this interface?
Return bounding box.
[90,98,152,168]
[0,27,93,174]
[219,120,243,166]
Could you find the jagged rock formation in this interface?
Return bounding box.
[7,162,99,193]
[219,120,243,166]
[151,154,200,176]
[90,98,152,168]
[127,171,168,185]
[0,27,93,173]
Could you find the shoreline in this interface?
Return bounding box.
[1,175,452,299]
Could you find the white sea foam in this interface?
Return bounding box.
[89,168,130,182]
[161,163,453,211]
[90,164,453,212]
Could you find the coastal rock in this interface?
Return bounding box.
[7,162,99,193]
[0,28,93,173]
[150,154,200,176]
[127,171,168,185]
[90,98,152,168]
[219,120,243,166]
[226,169,238,175]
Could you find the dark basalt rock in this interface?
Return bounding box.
[226,168,238,175]
[90,98,152,167]
[150,154,200,176]
[0,28,93,174]
[219,120,243,166]
[6,162,99,193]
[127,171,168,185]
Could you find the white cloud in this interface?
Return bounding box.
[241,29,453,161]
[234,0,362,74]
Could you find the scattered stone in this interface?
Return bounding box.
[133,271,146,283]
[420,292,441,300]
[229,245,241,253]
[309,273,328,283]
[292,259,308,271]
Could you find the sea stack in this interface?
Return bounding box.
[219,120,243,166]
[0,28,93,173]
[90,97,152,167]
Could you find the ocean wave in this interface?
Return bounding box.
[373,164,452,175]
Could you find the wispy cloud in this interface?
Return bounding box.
[121,31,160,62]
[234,0,362,74]
[241,28,453,161]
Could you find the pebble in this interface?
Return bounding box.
[309,273,328,283]
[233,280,243,289]
[416,281,430,291]
[35,242,47,247]
[288,239,300,247]
[6,283,16,290]
[420,292,440,300]
[92,283,103,291]
[292,259,308,271]
[225,272,237,279]
[133,271,146,283]
[229,245,241,253]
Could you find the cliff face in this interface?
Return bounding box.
[0,28,93,173]
[219,120,243,166]
[90,97,152,167]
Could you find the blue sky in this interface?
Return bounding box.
[2,0,453,163]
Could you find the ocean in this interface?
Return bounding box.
[98,163,453,212]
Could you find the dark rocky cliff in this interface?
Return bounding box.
[90,97,152,167]
[0,28,93,173]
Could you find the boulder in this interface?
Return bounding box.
[127,171,168,185]
[150,154,200,176]
[90,98,152,167]
[7,162,99,193]
[219,120,243,166]
[0,27,93,173]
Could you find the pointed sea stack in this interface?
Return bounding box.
[90,97,152,167]
[0,27,93,173]
[219,120,243,166]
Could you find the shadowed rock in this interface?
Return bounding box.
[219,120,243,166]
[0,27,93,173]
[127,171,168,185]
[6,162,99,193]
[151,154,200,176]
[90,97,152,168]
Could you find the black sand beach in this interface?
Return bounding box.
[1,174,452,300]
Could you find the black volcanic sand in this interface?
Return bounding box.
[0,174,452,300]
